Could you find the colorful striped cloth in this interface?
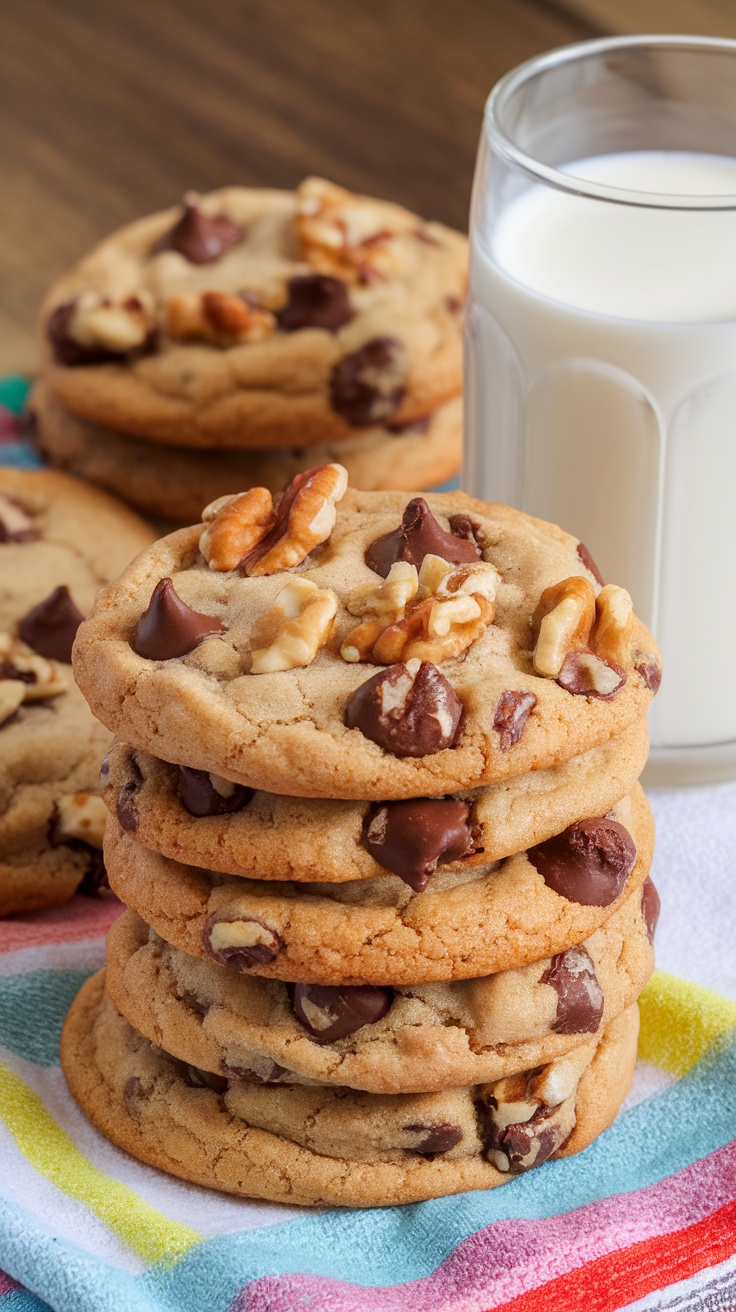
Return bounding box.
[3,381,736,1311]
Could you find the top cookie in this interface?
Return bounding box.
[72,479,659,799]
[40,180,466,450]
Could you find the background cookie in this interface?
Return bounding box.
[33,382,462,519]
[102,723,650,884]
[103,786,654,984]
[61,972,638,1207]
[72,489,660,799]
[40,183,466,450]
[0,468,154,914]
[105,884,655,1093]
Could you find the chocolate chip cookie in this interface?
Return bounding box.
[101,722,649,884]
[61,971,638,1207]
[40,181,466,451]
[0,468,154,914]
[103,786,653,985]
[32,382,461,520]
[72,485,660,799]
[105,879,655,1094]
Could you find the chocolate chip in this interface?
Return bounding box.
[293,983,392,1043]
[0,661,36,685]
[133,578,226,660]
[177,766,253,817]
[18,586,84,663]
[117,753,143,832]
[498,1117,561,1173]
[330,336,406,426]
[386,415,430,435]
[557,651,626,700]
[576,541,605,586]
[365,497,482,577]
[540,947,604,1035]
[493,690,537,751]
[47,300,122,367]
[362,797,473,891]
[404,1122,463,1157]
[528,817,637,906]
[204,914,284,970]
[276,274,354,331]
[154,192,242,264]
[77,848,114,899]
[447,513,483,550]
[634,654,662,696]
[345,660,463,757]
[222,1060,290,1084]
[183,1064,228,1093]
[641,878,660,944]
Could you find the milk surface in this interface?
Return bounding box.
[465,151,736,749]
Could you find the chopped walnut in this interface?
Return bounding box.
[480,1044,592,1173]
[166,290,275,346]
[590,584,633,666]
[200,464,348,576]
[295,177,401,283]
[53,792,108,848]
[533,576,597,678]
[250,577,338,673]
[341,553,499,664]
[60,291,155,355]
[0,633,66,725]
[533,576,633,697]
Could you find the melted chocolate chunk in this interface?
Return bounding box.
[499,1119,561,1173]
[540,947,604,1035]
[557,651,626,700]
[222,1060,290,1084]
[77,848,113,899]
[493,690,537,752]
[641,878,660,944]
[293,982,392,1043]
[0,661,35,685]
[276,274,354,331]
[117,753,144,832]
[528,817,637,906]
[404,1122,463,1158]
[18,586,84,663]
[365,497,482,577]
[204,915,284,970]
[362,797,473,891]
[345,660,463,757]
[634,654,662,696]
[183,1064,228,1093]
[47,297,156,366]
[177,766,253,817]
[576,541,605,586]
[134,578,226,660]
[154,193,242,264]
[329,336,406,426]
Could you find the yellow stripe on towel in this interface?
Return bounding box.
[0,1063,200,1264]
[639,969,736,1077]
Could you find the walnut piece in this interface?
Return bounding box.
[341,553,499,664]
[533,576,633,697]
[166,291,275,346]
[480,1044,593,1173]
[54,792,108,848]
[533,576,596,678]
[250,577,338,673]
[0,633,66,725]
[295,177,401,283]
[62,291,155,354]
[200,464,348,576]
[590,584,633,666]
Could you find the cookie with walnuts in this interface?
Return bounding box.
[102,721,649,884]
[40,180,466,450]
[0,468,154,915]
[32,381,461,520]
[105,878,656,1094]
[61,971,639,1207]
[103,785,654,985]
[72,475,661,799]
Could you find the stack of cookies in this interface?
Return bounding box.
[62,466,661,1207]
[0,468,153,915]
[31,179,466,522]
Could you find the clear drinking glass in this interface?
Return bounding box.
[464,35,736,786]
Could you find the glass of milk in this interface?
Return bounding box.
[465,35,736,786]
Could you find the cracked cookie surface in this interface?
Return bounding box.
[73,489,659,799]
[105,882,654,1093]
[0,468,153,915]
[103,786,653,984]
[61,971,638,1207]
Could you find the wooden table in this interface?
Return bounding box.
[0,0,732,374]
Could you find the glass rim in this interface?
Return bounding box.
[486,34,736,210]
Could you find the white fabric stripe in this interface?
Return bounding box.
[0,939,106,977]
[627,1248,736,1309]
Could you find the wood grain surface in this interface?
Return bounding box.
[0,0,598,373]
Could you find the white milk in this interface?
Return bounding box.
[465,151,736,753]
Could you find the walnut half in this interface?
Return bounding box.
[250,577,338,673]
